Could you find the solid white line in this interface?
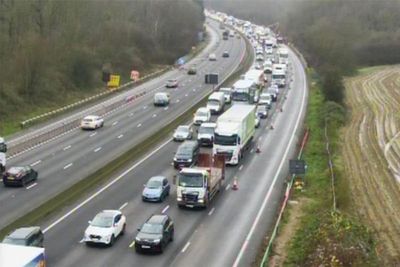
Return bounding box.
[94,147,102,153]
[129,240,135,248]
[161,205,170,214]
[208,207,215,216]
[119,202,128,210]
[112,121,118,126]
[117,134,124,139]
[26,182,38,190]
[43,138,173,233]
[63,145,72,151]
[181,242,191,253]
[89,132,97,137]
[232,49,307,267]
[79,239,85,244]
[137,123,142,128]
[30,160,42,167]
[63,163,73,170]
[225,184,231,191]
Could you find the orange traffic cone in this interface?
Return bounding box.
[232,178,239,190]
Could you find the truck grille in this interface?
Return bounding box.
[182,192,199,203]
[217,151,233,161]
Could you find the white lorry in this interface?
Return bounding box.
[231,79,257,103]
[0,243,46,267]
[213,105,256,165]
[271,64,286,87]
[207,92,225,114]
[243,69,265,88]
[176,153,225,208]
[278,47,289,65]
[0,137,7,173]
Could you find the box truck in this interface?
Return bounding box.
[0,243,46,267]
[213,105,256,165]
[0,137,7,173]
[176,153,225,208]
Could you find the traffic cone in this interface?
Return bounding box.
[270,124,274,130]
[280,107,283,112]
[256,144,261,153]
[232,178,239,190]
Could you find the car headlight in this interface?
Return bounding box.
[173,157,177,161]
[187,158,192,162]
[153,239,161,243]
[198,198,204,203]
[135,237,141,242]
[177,197,182,201]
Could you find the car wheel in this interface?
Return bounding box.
[21,178,26,187]
[121,223,126,236]
[170,230,174,242]
[159,242,164,253]
[109,235,115,246]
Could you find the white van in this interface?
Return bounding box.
[207,92,226,114]
[219,87,232,103]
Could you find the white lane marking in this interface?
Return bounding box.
[185,93,188,97]
[176,99,180,103]
[26,182,38,190]
[94,147,102,153]
[152,114,157,118]
[164,107,169,111]
[225,184,231,191]
[117,134,124,139]
[112,121,118,126]
[63,145,72,151]
[119,202,128,210]
[193,88,196,92]
[89,132,97,137]
[137,123,142,128]
[208,207,215,216]
[43,138,173,233]
[143,105,148,110]
[250,148,254,153]
[63,163,73,170]
[129,113,134,117]
[129,240,135,248]
[239,165,243,171]
[30,160,42,167]
[233,48,308,267]
[181,242,191,253]
[161,205,170,214]
[79,239,85,244]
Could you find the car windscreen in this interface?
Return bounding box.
[176,147,192,159]
[199,126,214,135]
[207,99,220,106]
[141,223,163,234]
[178,173,204,187]
[147,180,162,189]
[196,111,208,117]
[91,214,114,228]
[272,74,285,79]
[176,127,189,134]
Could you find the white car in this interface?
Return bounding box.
[173,125,193,141]
[83,210,126,246]
[80,115,104,130]
[166,79,178,88]
[193,107,211,125]
[209,53,217,61]
[259,93,272,108]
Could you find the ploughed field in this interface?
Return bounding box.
[343,65,400,264]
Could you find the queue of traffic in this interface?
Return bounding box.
[0,10,291,264]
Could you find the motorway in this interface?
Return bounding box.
[0,20,246,228]
[40,38,307,266]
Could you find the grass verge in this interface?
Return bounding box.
[280,69,378,266]
[0,32,254,239]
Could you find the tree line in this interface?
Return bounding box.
[206,0,400,103]
[0,0,204,121]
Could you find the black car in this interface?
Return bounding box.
[2,227,44,247]
[222,51,230,58]
[173,141,199,169]
[3,166,38,187]
[187,66,197,75]
[135,215,174,253]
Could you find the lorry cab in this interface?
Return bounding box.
[197,122,217,147]
[207,92,225,114]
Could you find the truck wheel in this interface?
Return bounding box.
[0,164,4,174]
